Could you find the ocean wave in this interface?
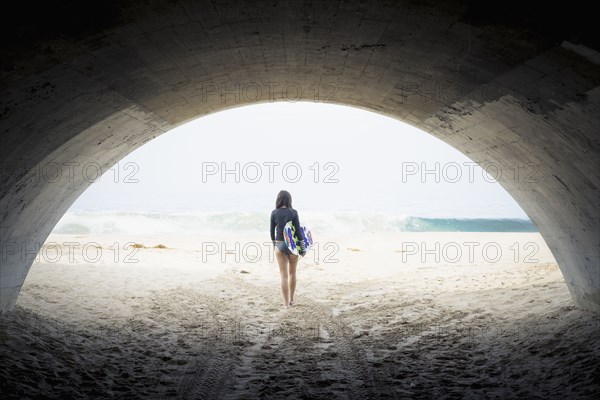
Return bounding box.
[52,211,537,235]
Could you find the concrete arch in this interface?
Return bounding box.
[1,0,598,311]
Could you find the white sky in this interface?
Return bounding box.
[70,102,529,219]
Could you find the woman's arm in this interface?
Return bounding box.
[270,210,276,245]
[292,210,305,253]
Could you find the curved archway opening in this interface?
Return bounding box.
[23,102,564,308]
[4,101,573,309]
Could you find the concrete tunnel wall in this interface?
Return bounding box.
[0,0,599,311]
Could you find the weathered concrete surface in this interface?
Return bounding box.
[1,1,599,311]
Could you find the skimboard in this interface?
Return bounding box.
[283,221,313,256]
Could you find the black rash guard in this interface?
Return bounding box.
[270,207,304,248]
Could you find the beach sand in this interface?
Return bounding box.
[1,232,599,398]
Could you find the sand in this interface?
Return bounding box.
[1,232,599,399]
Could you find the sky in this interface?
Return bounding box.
[69,102,529,219]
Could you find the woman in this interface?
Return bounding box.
[270,190,306,309]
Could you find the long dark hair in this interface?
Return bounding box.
[275,190,293,209]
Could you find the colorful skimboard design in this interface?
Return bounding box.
[283,221,313,256]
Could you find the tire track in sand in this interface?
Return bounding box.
[150,288,237,400]
[299,296,399,399]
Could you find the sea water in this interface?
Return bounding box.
[52,210,536,235]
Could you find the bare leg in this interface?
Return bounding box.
[275,248,290,307]
[288,254,299,305]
